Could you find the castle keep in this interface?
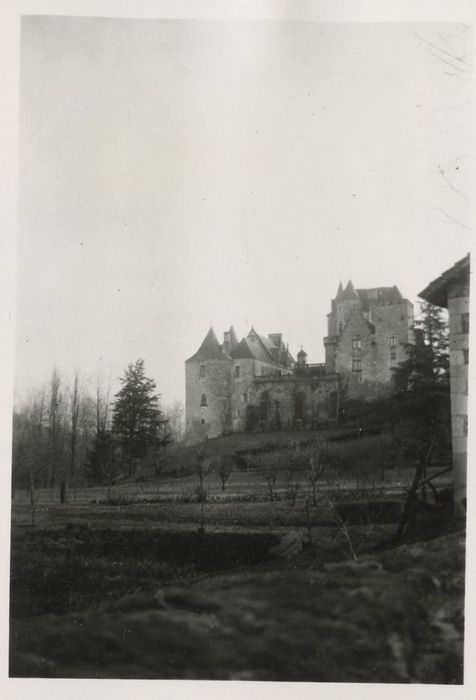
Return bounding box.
[185,281,414,441]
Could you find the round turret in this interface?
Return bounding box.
[296,346,308,366]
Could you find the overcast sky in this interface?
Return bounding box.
[15,17,471,407]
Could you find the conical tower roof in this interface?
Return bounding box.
[335,281,344,299]
[340,280,359,300]
[186,327,228,362]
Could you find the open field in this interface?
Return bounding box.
[12,429,452,510]
[10,428,459,681]
[13,464,422,507]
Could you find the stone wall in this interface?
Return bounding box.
[369,300,413,383]
[334,309,377,381]
[246,374,338,431]
[333,300,413,397]
[230,357,290,432]
[447,277,469,505]
[185,357,232,442]
[230,358,256,432]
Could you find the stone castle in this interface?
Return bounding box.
[185,281,414,441]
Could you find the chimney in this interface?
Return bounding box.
[223,331,231,355]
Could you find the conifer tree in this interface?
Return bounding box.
[112,359,162,475]
[394,301,449,391]
[393,302,450,460]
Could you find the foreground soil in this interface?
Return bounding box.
[9,525,465,683]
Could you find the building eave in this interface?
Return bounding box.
[419,253,470,309]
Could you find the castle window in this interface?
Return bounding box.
[390,351,397,361]
[462,313,469,334]
[243,393,248,403]
[389,334,397,348]
[463,349,469,365]
[352,335,361,350]
[352,356,361,372]
[235,365,241,378]
[200,394,207,406]
[199,365,206,378]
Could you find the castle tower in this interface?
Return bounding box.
[185,327,232,441]
[335,280,360,331]
[324,281,414,395]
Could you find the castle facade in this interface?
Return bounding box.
[185,281,414,441]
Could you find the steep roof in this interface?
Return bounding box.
[187,326,293,367]
[242,328,279,364]
[419,254,470,309]
[186,327,229,362]
[256,331,278,354]
[232,337,256,360]
[335,281,344,299]
[356,286,403,310]
[340,280,359,300]
[231,328,293,367]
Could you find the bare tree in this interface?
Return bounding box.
[26,391,46,523]
[217,456,233,492]
[284,441,305,505]
[68,370,80,496]
[194,450,212,493]
[194,449,213,532]
[257,453,278,501]
[165,400,185,444]
[96,379,110,435]
[47,368,66,493]
[307,442,326,506]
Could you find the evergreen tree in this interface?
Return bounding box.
[417,301,449,378]
[86,429,115,485]
[112,359,162,475]
[393,302,451,460]
[394,301,449,391]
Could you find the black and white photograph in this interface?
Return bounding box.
[2,0,473,691]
